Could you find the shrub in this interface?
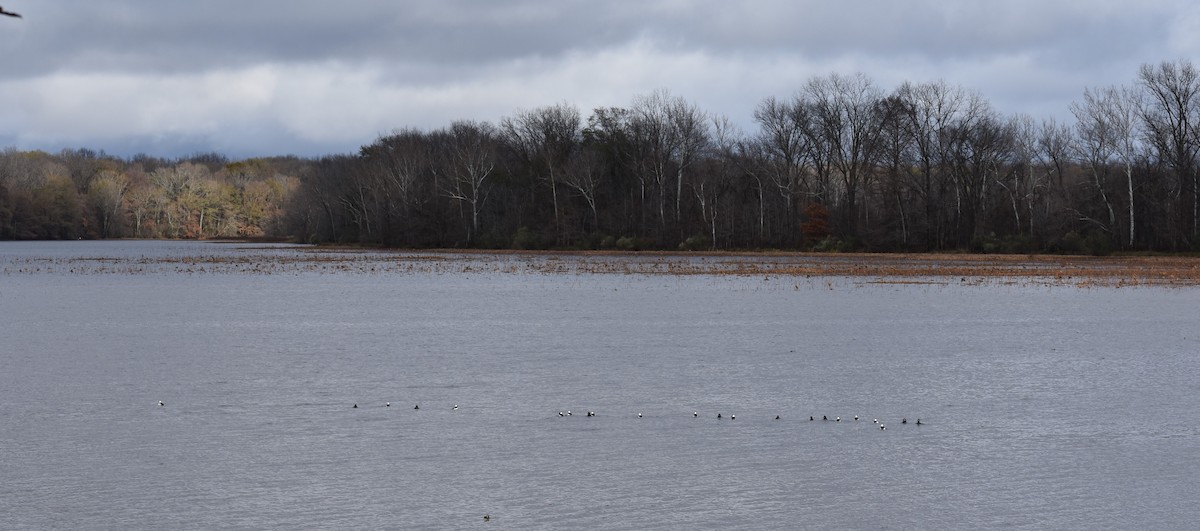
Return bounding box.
[1055,230,1112,256]
[616,236,654,251]
[511,226,543,250]
[678,234,711,251]
[811,235,846,252]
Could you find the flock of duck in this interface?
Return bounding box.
[316,402,924,429]
[559,409,922,429]
[158,400,924,428]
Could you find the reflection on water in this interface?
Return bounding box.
[1,241,1198,529]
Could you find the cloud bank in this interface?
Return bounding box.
[0,0,1196,157]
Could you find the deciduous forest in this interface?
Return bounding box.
[4,60,1200,254]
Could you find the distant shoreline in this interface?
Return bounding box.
[233,244,1200,287]
[4,239,1198,286]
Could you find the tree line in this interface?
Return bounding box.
[5,60,1200,254]
[0,150,301,240]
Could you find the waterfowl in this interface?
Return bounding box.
[810,416,814,421]
[717,413,722,419]
[823,415,827,421]
[158,401,164,407]
[880,425,886,430]
[916,419,922,425]
[902,418,907,424]
[694,411,698,417]
[638,413,643,418]
[0,6,20,18]
[414,405,419,410]
[385,402,390,407]
[836,416,841,422]
[353,404,358,409]
[559,411,565,417]
[453,404,459,410]
[731,415,736,420]
[775,415,780,420]
[483,514,490,522]
[854,415,859,421]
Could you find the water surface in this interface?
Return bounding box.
[1,241,1198,529]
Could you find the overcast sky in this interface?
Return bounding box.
[1,0,1196,159]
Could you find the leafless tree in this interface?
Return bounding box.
[804,73,884,234]
[560,145,605,233]
[628,89,709,238]
[753,95,809,242]
[1138,60,1200,244]
[502,103,581,244]
[894,80,989,248]
[1073,86,1144,244]
[87,170,128,238]
[439,120,498,244]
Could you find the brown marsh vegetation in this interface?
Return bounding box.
[5,246,1198,287]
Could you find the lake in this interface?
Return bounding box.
[1,240,1198,529]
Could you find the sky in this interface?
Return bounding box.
[1,0,1196,159]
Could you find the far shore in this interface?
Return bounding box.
[5,239,1199,286]
[223,242,1200,286]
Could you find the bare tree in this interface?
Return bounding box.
[1139,60,1200,244]
[804,73,884,234]
[501,103,581,244]
[439,120,498,244]
[667,96,709,224]
[560,145,604,233]
[628,89,709,238]
[358,129,441,244]
[87,170,128,238]
[689,115,741,248]
[1034,118,1076,241]
[1073,86,1143,245]
[895,80,991,248]
[753,95,810,242]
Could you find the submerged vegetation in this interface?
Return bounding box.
[5,61,1200,255]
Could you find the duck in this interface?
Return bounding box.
[717,413,722,419]
[638,413,643,418]
[731,415,736,420]
[0,6,21,18]
[158,401,165,407]
[414,404,419,410]
[902,418,908,424]
[854,415,859,421]
[775,415,780,420]
[385,402,390,407]
[453,404,459,410]
[916,419,922,425]
[353,404,358,409]
[693,411,698,417]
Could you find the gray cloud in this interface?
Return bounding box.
[0,0,1195,158]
